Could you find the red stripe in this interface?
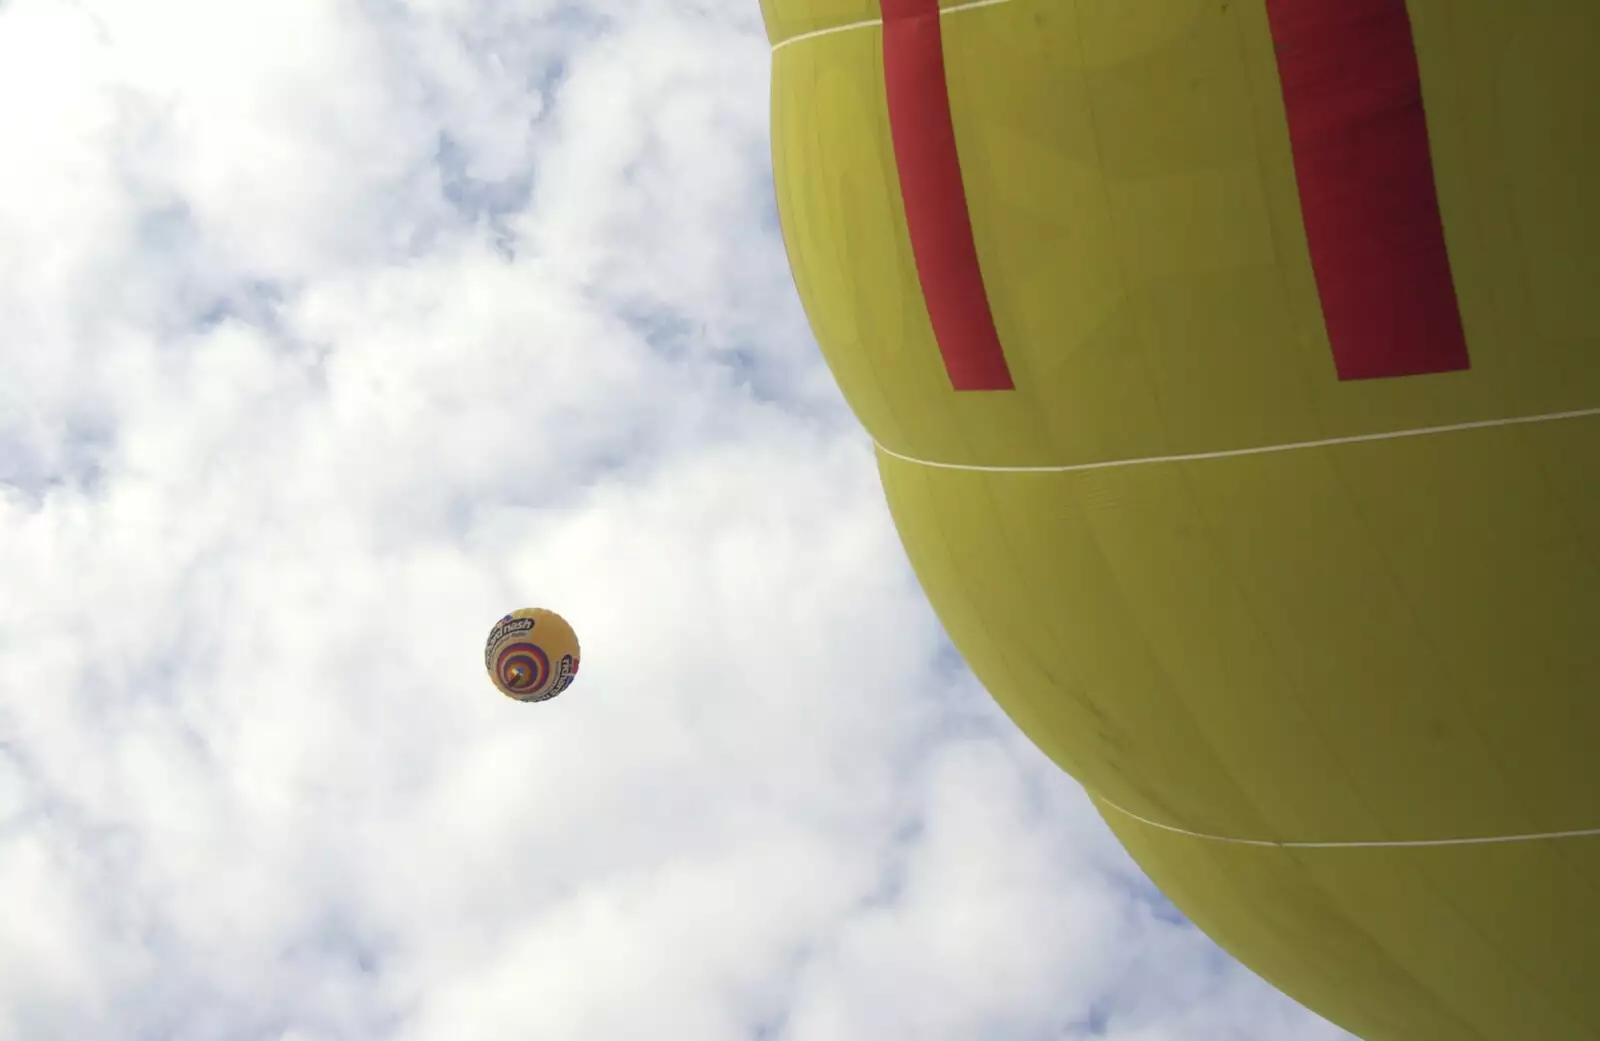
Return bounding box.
[881,0,1013,391]
[1265,0,1469,380]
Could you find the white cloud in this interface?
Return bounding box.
[0,0,1352,1039]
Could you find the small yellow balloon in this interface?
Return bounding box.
[485,608,580,702]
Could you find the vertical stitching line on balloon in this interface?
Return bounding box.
[1215,11,1402,854]
[1056,0,1260,834]
[1186,6,1380,853]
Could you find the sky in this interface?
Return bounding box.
[0,1,1357,1038]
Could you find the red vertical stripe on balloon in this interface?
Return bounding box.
[881,0,1014,391]
[1265,0,1470,380]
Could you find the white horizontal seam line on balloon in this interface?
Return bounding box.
[769,0,1017,53]
[1099,798,1600,849]
[873,406,1600,473]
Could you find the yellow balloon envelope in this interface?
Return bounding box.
[762,0,1600,1038]
[486,608,581,702]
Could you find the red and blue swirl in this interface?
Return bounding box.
[493,641,550,697]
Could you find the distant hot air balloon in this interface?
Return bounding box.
[486,608,580,702]
[763,0,1600,1039]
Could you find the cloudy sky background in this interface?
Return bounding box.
[0,1,1354,1038]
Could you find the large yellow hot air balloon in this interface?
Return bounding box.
[763,0,1599,1038]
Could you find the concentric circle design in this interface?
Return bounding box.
[494,641,549,696]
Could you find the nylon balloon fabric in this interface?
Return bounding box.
[762,0,1600,1038]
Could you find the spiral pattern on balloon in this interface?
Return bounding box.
[494,641,550,696]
